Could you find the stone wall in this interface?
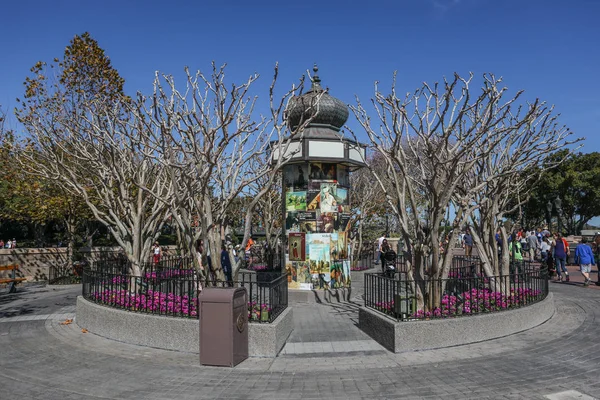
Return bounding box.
[359,293,555,353]
[0,246,177,281]
[76,297,293,358]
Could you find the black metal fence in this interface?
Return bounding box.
[245,247,284,272]
[364,257,548,321]
[351,251,376,271]
[81,256,288,323]
[49,263,82,285]
[49,250,126,285]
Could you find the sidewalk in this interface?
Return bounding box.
[1,283,600,399]
[550,264,600,289]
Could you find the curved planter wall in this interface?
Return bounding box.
[76,296,293,357]
[359,292,555,353]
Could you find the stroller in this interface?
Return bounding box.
[382,249,397,278]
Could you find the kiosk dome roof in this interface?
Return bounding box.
[286,64,349,132]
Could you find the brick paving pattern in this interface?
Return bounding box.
[1,269,600,399]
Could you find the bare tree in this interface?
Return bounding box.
[349,153,388,258]
[252,171,283,253]
[139,63,321,282]
[18,98,172,275]
[458,93,580,279]
[351,72,577,310]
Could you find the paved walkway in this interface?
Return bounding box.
[1,271,600,399]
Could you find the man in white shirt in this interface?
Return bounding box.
[377,234,386,265]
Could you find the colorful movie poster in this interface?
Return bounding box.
[336,231,347,259]
[289,233,306,261]
[342,260,351,286]
[297,261,313,290]
[286,191,307,211]
[336,187,348,206]
[301,221,317,233]
[330,232,338,255]
[337,166,350,187]
[283,164,308,190]
[306,181,321,211]
[286,212,300,232]
[340,213,352,232]
[298,211,317,222]
[307,233,331,263]
[329,261,343,289]
[285,162,353,291]
[309,162,337,181]
[320,183,338,213]
[319,212,337,233]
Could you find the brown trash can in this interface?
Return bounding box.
[199,287,248,367]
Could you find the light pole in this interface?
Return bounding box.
[554,197,563,234]
[545,196,564,234]
[546,200,553,232]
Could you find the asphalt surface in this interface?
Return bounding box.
[1,270,599,400]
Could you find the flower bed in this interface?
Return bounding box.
[93,289,198,317]
[374,287,543,320]
[248,300,271,321]
[92,288,279,321]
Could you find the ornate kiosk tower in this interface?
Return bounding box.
[279,65,366,291]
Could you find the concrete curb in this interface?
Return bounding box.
[359,292,555,353]
[76,296,293,358]
[249,307,293,357]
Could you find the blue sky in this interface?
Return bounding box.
[1,0,599,155]
[0,0,598,226]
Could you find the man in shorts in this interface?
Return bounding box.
[575,237,596,286]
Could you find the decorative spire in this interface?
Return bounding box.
[310,63,323,91]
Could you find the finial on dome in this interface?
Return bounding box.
[311,63,322,91]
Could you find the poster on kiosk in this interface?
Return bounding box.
[284,163,352,290]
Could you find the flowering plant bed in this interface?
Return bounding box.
[91,286,276,322]
[248,300,271,321]
[374,287,544,320]
[93,289,198,317]
[84,260,287,323]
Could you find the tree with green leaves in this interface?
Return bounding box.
[518,151,600,234]
[16,33,170,274]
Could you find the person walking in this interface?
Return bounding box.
[463,230,473,257]
[380,238,391,274]
[508,238,524,279]
[526,231,538,261]
[376,233,386,265]
[152,242,162,264]
[552,232,570,282]
[221,245,233,286]
[540,237,551,264]
[575,237,596,287]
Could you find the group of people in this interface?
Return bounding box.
[194,239,241,287]
[151,238,238,290]
[0,238,16,249]
[500,227,598,287]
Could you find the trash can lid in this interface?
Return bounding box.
[199,287,247,302]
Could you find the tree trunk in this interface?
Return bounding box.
[65,215,77,268]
